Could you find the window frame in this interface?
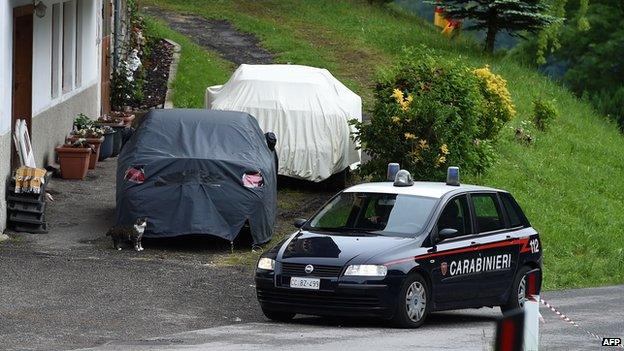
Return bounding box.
[435,193,475,240]
[468,191,509,235]
[499,192,530,229]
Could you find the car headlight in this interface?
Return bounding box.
[344,265,387,277]
[257,257,275,271]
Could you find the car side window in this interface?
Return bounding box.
[436,195,472,237]
[471,193,505,233]
[500,192,526,228]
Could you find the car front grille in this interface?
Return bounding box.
[280,262,343,277]
[256,288,381,308]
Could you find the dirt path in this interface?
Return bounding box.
[142,6,274,65]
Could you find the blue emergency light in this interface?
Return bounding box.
[446,166,460,186]
[387,163,400,181]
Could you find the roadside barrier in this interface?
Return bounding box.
[539,297,624,349]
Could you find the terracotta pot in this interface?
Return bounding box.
[68,136,104,169]
[55,146,92,180]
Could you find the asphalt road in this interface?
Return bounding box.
[76,286,623,351]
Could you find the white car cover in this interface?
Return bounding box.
[206,64,361,182]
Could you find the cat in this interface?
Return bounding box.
[106,218,147,251]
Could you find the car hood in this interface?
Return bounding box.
[277,230,414,266]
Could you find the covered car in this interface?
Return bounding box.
[116,109,277,245]
[205,64,361,182]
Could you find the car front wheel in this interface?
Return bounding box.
[392,273,430,328]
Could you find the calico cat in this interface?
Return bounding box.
[106,218,147,251]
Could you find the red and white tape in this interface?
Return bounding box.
[540,297,624,349]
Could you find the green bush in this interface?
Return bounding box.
[473,66,516,139]
[532,97,558,131]
[351,47,510,181]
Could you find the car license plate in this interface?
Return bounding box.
[290,277,320,290]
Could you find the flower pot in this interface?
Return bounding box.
[99,131,115,161]
[55,146,92,180]
[68,136,104,169]
[110,125,126,157]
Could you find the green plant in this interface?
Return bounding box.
[473,65,516,139]
[66,138,96,152]
[532,97,558,131]
[351,47,498,181]
[74,113,93,131]
[110,63,135,111]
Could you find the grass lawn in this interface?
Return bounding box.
[141,0,624,290]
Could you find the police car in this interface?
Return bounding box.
[255,168,542,328]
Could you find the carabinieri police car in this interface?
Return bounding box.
[255,167,542,328]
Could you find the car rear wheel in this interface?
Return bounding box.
[392,273,430,328]
[261,308,295,322]
[501,265,538,313]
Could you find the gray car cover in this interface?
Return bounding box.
[116,109,277,244]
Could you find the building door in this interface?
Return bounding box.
[100,0,112,115]
[11,5,34,170]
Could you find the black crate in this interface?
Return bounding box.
[12,222,48,234]
[7,201,46,214]
[9,211,45,225]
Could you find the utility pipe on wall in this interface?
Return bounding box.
[112,0,120,69]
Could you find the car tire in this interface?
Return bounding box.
[261,308,295,322]
[501,265,538,313]
[392,272,430,328]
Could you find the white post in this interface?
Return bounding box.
[523,294,540,351]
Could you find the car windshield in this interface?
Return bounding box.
[307,192,438,237]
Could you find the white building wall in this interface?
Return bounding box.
[0,1,13,136]
[32,0,100,116]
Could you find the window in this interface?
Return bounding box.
[62,1,76,93]
[471,193,505,233]
[75,0,83,88]
[500,193,526,228]
[308,193,438,237]
[437,195,472,237]
[51,3,61,98]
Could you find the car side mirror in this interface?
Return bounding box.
[438,228,458,241]
[293,218,307,228]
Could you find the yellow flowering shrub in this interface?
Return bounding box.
[351,47,506,181]
[473,65,516,139]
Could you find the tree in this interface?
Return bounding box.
[554,0,624,129]
[435,0,559,53]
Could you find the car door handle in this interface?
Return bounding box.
[470,241,479,246]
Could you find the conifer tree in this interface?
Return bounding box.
[435,0,559,53]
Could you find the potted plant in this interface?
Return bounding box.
[74,113,93,131]
[96,115,125,157]
[98,126,115,161]
[55,139,94,180]
[68,127,105,169]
